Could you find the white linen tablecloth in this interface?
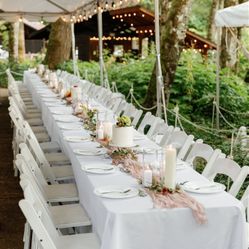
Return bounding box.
[24,71,247,249]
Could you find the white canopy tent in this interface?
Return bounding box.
[0,0,93,22]
[214,1,249,129]
[215,1,249,27]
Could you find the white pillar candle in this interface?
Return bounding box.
[71,85,82,102]
[143,169,152,187]
[97,123,104,140]
[164,145,176,190]
[103,122,113,139]
[97,128,104,140]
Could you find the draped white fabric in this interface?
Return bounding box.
[0,0,92,21]
[215,1,249,27]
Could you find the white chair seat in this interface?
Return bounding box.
[50,203,91,229]
[56,233,99,249]
[35,132,50,143]
[26,113,42,119]
[45,183,79,203]
[51,165,74,181]
[27,117,43,126]
[45,152,70,165]
[31,126,47,133]
[26,104,39,110]
[40,141,61,153]
[26,108,41,114]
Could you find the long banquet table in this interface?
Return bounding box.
[24,71,247,249]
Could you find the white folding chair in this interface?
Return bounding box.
[122,103,143,127]
[185,141,217,165]
[20,142,73,183]
[20,176,91,230]
[202,157,247,196]
[137,112,162,137]
[22,121,71,166]
[19,198,99,249]
[161,130,194,160]
[15,156,78,203]
[9,105,60,153]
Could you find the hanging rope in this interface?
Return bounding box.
[213,101,237,129]
[218,105,249,116]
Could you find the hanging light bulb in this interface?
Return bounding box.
[112,1,116,8]
[62,16,66,22]
[19,16,23,22]
[40,16,44,24]
[105,1,109,9]
[120,0,123,5]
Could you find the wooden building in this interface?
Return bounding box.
[27,6,216,60]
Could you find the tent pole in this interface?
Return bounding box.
[98,9,104,87]
[155,0,167,122]
[71,23,79,77]
[216,27,221,129]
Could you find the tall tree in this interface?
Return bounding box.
[18,21,26,62]
[219,0,239,69]
[207,0,220,42]
[144,0,192,108]
[44,18,72,70]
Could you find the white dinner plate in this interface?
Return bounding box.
[81,163,115,174]
[181,181,225,194]
[55,117,77,123]
[64,136,90,142]
[73,148,106,156]
[58,124,82,130]
[94,185,138,199]
[51,110,71,115]
[40,94,56,98]
[43,98,59,103]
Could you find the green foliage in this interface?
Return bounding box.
[116,115,132,127]
[0,57,43,88]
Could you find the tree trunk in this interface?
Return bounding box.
[143,0,192,108]
[44,18,72,70]
[13,22,19,61]
[6,23,15,63]
[207,0,220,42]
[219,0,239,69]
[18,21,26,62]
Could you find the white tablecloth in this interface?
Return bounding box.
[24,71,247,249]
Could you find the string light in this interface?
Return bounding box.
[19,16,23,22]
[40,16,45,24]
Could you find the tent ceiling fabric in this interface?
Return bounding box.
[215,1,249,27]
[0,0,93,22]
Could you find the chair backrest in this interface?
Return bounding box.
[21,121,53,175]
[20,176,57,230]
[162,130,194,160]
[203,157,242,185]
[146,117,164,139]
[229,166,249,197]
[15,156,48,201]
[123,103,143,127]
[158,126,179,146]
[137,112,152,134]
[20,142,56,184]
[19,198,58,249]
[16,150,48,189]
[185,142,214,164]
[115,99,129,117]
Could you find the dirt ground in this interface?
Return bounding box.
[0,93,24,249]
